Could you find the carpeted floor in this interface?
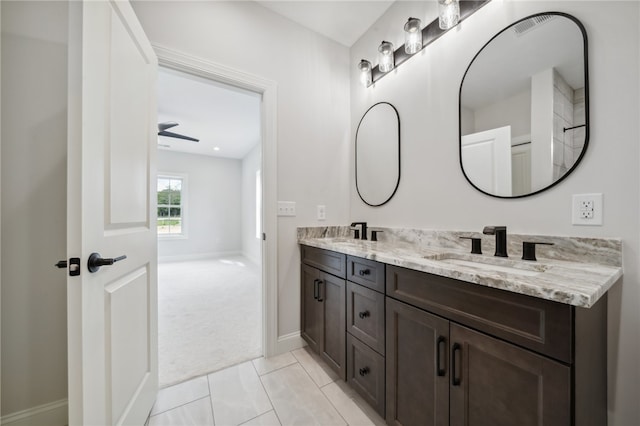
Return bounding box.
[158,256,262,387]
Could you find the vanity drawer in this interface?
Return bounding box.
[347,282,385,355]
[301,245,346,278]
[347,333,385,417]
[347,255,385,292]
[386,265,573,363]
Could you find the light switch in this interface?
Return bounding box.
[277,201,296,217]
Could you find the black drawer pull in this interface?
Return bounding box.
[358,269,371,276]
[452,343,462,386]
[359,367,370,377]
[436,336,446,377]
[358,310,370,319]
[313,279,319,300]
[317,280,324,302]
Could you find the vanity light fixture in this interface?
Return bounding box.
[439,0,461,30]
[378,41,395,73]
[358,59,372,87]
[358,0,489,88]
[404,17,423,54]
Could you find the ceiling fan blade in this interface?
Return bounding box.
[158,121,179,131]
[158,130,200,142]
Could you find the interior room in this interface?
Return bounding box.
[155,67,263,387]
[1,1,639,425]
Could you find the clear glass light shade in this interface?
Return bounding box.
[378,41,395,73]
[358,59,372,87]
[404,17,422,54]
[438,0,460,30]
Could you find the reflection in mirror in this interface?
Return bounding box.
[460,12,588,198]
[356,102,401,206]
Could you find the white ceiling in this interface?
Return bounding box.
[157,1,394,159]
[157,67,261,159]
[256,1,395,47]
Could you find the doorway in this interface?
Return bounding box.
[156,66,264,386]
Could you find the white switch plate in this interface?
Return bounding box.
[572,193,603,225]
[277,201,296,217]
[317,205,326,221]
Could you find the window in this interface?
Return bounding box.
[157,176,184,235]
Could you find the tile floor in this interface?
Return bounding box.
[147,346,386,426]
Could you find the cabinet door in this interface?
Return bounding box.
[386,298,449,426]
[347,282,385,355]
[319,271,346,380]
[301,264,321,353]
[450,324,570,426]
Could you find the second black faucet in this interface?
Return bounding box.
[351,222,368,240]
[483,226,508,257]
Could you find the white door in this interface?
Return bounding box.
[66,1,158,424]
[461,126,512,196]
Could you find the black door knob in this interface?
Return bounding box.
[359,367,370,376]
[88,253,127,273]
[55,260,68,268]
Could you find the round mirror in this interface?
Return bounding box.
[459,12,588,198]
[355,102,401,206]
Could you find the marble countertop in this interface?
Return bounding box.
[298,235,623,308]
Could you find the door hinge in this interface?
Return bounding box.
[262,233,266,241]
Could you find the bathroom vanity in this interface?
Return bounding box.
[299,227,622,426]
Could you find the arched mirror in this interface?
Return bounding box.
[459,12,588,198]
[356,102,401,206]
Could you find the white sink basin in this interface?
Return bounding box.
[435,253,546,277]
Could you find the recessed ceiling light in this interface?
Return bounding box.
[213,147,221,151]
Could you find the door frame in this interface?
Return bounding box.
[153,45,279,357]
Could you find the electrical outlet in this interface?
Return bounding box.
[277,201,296,217]
[317,205,326,221]
[572,194,603,225]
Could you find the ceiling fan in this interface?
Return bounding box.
[157,122,199,142]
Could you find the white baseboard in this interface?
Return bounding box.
[1,399,68,426]
[274,331,305,354]
[158,250,241,263]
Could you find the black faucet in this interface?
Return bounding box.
[483,226,508,257]
[350,222,368,240]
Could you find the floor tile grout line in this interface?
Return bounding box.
[148,396,213,421]
[291,352,349,426]
[206,373,218,426]
[291,348,338,388]
[252,358,285,426]
[253,357,299,377]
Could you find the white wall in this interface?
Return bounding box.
[472,89,531,137]
[242,144,261,265]
[132,1,351,338]
[158,150,242,261]
[1,0,68,417]
[350,2,639,424]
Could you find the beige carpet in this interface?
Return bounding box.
[158,256,262,387]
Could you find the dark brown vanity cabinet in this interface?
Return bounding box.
[345,256,386,417]
[301,246,347,379]
[386,265,607,426]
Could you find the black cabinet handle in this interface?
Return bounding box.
[317,280,324,302]
[358,310,370,319]
[359,367,370,376]
[313,279,319,300]
[451,343,462,386]
[436,336,446,377]
[358,269,371,276]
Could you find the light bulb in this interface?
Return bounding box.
[404,17,422,55]
[378,41,395,73]
[438,0,460,30]
[358,59,372,87]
